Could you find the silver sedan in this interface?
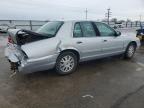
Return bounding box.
[5,21,140,75]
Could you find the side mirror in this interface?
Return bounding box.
[116,31,121,36]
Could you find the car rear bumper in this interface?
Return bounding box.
[5,46,58,74]
[18,55,57,74]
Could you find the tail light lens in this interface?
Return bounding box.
[8,36,13,44]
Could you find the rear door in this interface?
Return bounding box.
[72,21,102,61]
[94,22,124,55]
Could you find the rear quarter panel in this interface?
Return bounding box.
[21,38,61,60]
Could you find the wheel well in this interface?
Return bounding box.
[60,49,80,61]
[130,41,137,47]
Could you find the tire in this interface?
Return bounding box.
[124,43,136,59]
[55,52,78,75]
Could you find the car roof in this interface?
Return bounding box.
[65,20,99,23]
[49,20,101,23]
[47,20,108,26]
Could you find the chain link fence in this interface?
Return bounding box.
[0,20,49,31]
[0,20,143,32]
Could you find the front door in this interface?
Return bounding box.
[94,22,124,55]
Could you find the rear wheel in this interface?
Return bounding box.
[124,43,136,59]
[55,52,78,75]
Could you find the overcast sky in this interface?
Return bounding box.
[0,0,144,21]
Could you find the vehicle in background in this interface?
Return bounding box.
[0,24,16,34]
[5,21,140,75]
[136,29,144,41]
[113,22,124,29]
[136,25,144,43]
[0,28,6,33]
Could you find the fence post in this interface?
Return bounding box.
[126,22,128,28]
[9,20,12,24]
[136,21,137,27]
[30,20,32,30]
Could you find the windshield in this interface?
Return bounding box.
[36,21,63,37]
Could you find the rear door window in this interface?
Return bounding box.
[80,22,96,37]
[73,23,83,37]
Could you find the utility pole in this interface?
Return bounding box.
[85,8,88,20]
[105,8,112,25]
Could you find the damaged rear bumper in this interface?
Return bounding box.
[5,46,21,72]
[5,47,58,74]
[18,56,57,74]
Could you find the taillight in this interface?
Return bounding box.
[8,36,13,43]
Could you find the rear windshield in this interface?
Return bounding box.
[36,21,63,37]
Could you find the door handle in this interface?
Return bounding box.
[77,41,83,44]
[103,40,107,42]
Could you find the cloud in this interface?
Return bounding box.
[0,0,143,21]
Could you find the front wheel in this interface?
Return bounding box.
[124,43,136,59]
[55,52,78,75]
